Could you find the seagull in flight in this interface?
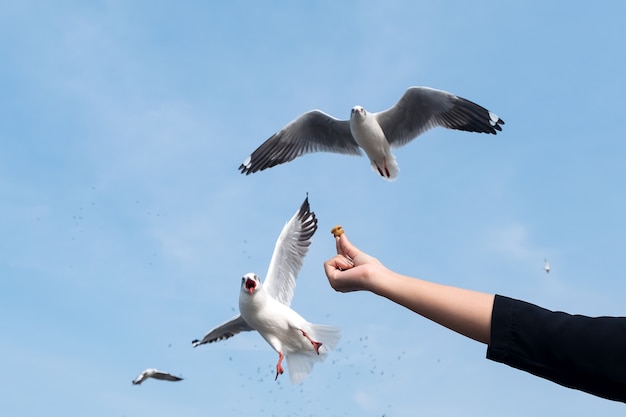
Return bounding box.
[192,196,341,384]
[132,368,183,385]
[239,86,504,180]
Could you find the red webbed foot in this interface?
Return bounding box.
[275,351,285,380]
[300,330,323,354]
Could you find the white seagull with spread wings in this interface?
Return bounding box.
[132,368,183,385]
[192,196,341,384]
[239,86,504,180]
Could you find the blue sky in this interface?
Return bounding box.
[2,1,626,416]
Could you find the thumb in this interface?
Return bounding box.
[336,233,360,260]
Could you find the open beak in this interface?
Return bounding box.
[245,277,256,294]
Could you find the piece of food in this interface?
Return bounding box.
[331,225,344,237]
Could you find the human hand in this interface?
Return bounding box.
[323,231,386,293]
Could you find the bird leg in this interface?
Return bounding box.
[375,163,385,177]
[374,159,391,178]
[275,351,285,380]
[300,330,322,354]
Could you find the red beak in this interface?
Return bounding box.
[245,278,256,294]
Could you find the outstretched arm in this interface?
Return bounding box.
[323,233,494,344]
[324,232,626,402]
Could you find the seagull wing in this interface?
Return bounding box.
[375,86,505,148]
[151,370,183,382]
[132,370,148,385]
[191,314,253,347]
[239,110,359,174]
[263,195,318,306]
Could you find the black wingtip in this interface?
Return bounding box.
[493,118,505,133]
[297,193,317,240]
[490,113,505,133]
[300,193,311,214]
[238,163,253,175]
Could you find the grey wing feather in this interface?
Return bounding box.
[375,86,505,148]
[263,195,318,306]
[239,110,360,174]
[191,315,253,347]
[151,371,183,382]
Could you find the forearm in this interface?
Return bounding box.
[369,269,494,344]
[324,234,495,344]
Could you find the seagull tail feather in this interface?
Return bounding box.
[308,324,342,353]
[370,154,399,181]
[285,324,342,384]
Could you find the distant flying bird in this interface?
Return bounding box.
[544,259,550,274]
[132,368,183,385]
[239,86,504,180]
[192,196,341,384]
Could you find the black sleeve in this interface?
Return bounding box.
[487,294,626,403]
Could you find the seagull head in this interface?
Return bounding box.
[241,272,261,295]
[350,106,366,120]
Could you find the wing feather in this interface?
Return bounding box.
[263,195,318,306]
[239,110,360,174]
[151,370,183,382]
[375,86,504,148]
[191,315,252,347]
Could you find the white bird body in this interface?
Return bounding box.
[349,105,398,178]
[239,278,309,353]
[192,196,341,384]
[239,272,341,383]
[132,368,183,385]
[239,86,504,180]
